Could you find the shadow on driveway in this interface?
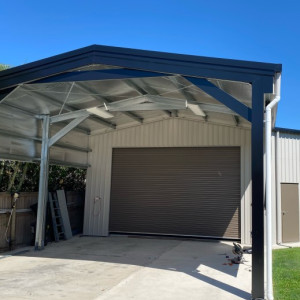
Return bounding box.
[0,235,251,300]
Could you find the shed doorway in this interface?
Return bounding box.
[281,183,300,243]
[109,147,241,239]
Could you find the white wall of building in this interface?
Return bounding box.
[84,117,253,244]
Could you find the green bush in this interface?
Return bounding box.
[0,161,87,193]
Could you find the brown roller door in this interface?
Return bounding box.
[109,147,240,239]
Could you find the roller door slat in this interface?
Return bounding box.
[109,147,240,239]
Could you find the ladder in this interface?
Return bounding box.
[49,192,66,242]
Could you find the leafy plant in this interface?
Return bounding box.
[0,64,10,71]
[0,161,87,193]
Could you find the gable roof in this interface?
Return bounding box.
[0,45,282,166]
[0,44,282,91]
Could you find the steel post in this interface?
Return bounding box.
[251,77,273,299]
[251,80,265,299]
[35,115,50,250]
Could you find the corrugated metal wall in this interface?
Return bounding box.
[0,120,89,167]
[277,133,300,183]
[84,118,252,244]
[272,132,300,244]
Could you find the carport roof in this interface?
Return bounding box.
[0,44,281,166]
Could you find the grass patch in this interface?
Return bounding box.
[273,247,300,300]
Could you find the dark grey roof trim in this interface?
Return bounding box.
[0,45,282,91]
[274,127,300,134]
[33,69,169,84]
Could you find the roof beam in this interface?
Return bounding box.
[0,102,90,134]
[0,129,41,141]
[1,102,38,117]
[103,94,234,115]
[56,122,90,135]
[0,86,21,103]
[22,88,116,129]
[124,79,173,117]
[50,107,114,125]
[50,110,90,124]
[168,77,207,119]
[0,129,91,153]
[53,142,91,153]
[106,95,187,111]
[184,76,252,122]
[75,82,143,124]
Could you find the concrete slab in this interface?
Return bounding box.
[0,236,251,300]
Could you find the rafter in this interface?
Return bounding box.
[184,77,252,122]
[168,77,207,119]
[22,88,116,129]
[124,79,173,117]
[0,102,90,135]
[75,83,143,124]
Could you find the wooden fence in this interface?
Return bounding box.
[0,191,85,252]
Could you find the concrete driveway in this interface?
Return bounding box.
[0,236,251,300]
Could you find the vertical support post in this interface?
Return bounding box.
[35,115,50,250]
[251,80,265,299]
[251,77,273,299]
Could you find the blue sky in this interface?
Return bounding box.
[0,1,299,129]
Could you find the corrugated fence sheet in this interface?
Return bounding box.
[0,192,38,251]
[84,118,252,244]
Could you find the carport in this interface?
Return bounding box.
[0,45,281,299]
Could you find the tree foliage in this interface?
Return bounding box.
[0,64,10,71]
[0,161,87,193]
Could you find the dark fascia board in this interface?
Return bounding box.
[274,127,300,135]
[0,44,282,90]
[33,69,169,84]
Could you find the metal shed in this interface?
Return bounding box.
[0,45,282,299]
[272,128,300,245]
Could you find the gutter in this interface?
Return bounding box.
[265,72,281,300]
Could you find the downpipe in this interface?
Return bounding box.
[265,73,281,300]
